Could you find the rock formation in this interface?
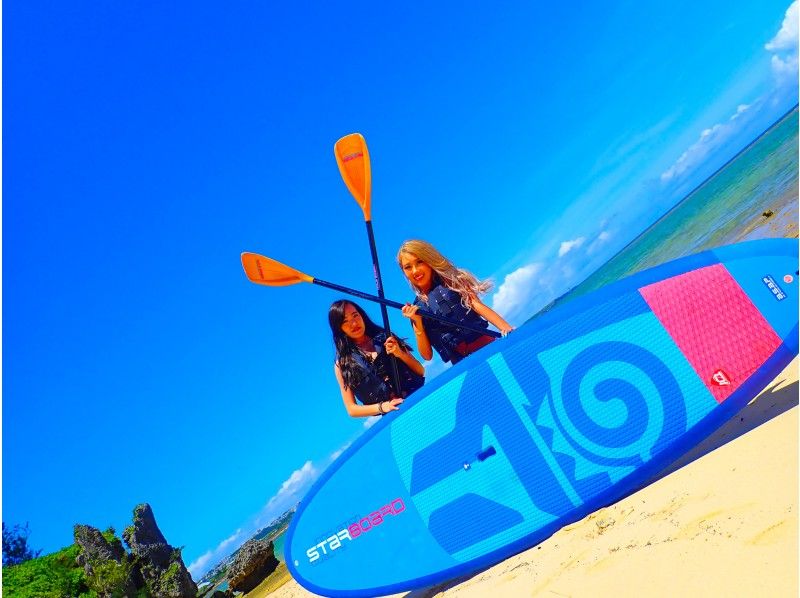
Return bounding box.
[226,538,279,594]
[122,503,198,597]
[73,524,140,597]
[74,524,125,569]
[73,504,198,597]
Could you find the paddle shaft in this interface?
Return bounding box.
[363,220,402,391]
[312,275,502,339]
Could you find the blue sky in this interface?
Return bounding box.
[3,0,797,579]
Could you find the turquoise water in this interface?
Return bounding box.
[273,529,286,561]
[544,107,798,313]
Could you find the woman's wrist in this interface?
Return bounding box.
[377,401,385,415]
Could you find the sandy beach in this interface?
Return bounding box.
[268,357,798,598]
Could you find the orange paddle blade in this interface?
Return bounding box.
[334,133,371,220]
[241,252,313,286]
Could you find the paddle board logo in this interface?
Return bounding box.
[255,258,266,281]
[305,498,405,564]
[762,275,787,301]
[711,369,731,386]
[784,274,794,284]
[342,151,363,162]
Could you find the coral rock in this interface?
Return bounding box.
[123,503,198,597]
[227,538,279,594]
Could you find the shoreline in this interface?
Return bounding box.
[268,357,798,598]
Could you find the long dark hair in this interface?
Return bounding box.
[329,300,387,390]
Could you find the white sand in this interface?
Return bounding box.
[271,358,799,598]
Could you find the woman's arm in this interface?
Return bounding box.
[401,304,433,360]
[470,296,514,334]
[384,336,425,377]
[334,363,402,418]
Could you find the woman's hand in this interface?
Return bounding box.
[384,335,407,357]
[403,303,432,360]
[382,398,403,412]
[401,303,424,327]
[385,334,426,377]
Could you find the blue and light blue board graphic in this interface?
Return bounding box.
[285,239,799,597]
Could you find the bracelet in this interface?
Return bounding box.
[377,401,385,415]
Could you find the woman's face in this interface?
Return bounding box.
[340,303,367,341]
[400,252,434,292]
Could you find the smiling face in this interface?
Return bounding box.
[400,251,435,293]
[340,303,367,341]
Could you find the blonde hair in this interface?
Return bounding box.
[397,239,492,309]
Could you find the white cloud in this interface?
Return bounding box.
[731,104,751,120]
[186,458,328,579]
[217,529,244,552]
[659,106,751,182]
[661,5,798,185]
[188,552,213,578]
[243,461,321,547]
[330,441,352,459]
[771,51,799,82]
[491,263,544,321]
[263,461,318,514]
[587,230,612,255]
[765,1,798,52]
[187,528,245,578]
[558,237,586,257]
[766,2,799,87]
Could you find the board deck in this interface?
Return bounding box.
[285,239,799,597]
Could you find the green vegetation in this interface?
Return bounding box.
[102,528,124,552]
[154,560,185,596]
[2,528,180,598]
[1,544,94,598]
[84,559,133,598]
[2,532,145,598]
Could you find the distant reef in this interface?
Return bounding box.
[3,503,198,598]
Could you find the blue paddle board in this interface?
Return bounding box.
[285,239,799,597]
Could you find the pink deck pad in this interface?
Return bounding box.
[640,263,781,403]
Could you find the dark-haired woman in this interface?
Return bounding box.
[329,300,425,418]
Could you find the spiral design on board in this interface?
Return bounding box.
[550,341,687,467]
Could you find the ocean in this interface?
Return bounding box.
[544,106,798,312]
[273,529,287,562]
